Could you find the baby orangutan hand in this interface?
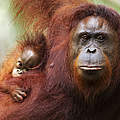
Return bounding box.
[10,88,29,103]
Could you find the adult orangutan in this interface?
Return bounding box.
[0,0,120,120]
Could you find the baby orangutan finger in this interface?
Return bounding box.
[11,88,28,103]
[13,94,23,102]
[15,89,27,97]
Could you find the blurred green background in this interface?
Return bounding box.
[0,0,120,65]
[0,0,17,64]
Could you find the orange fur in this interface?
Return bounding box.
[11,0,88,33]
[73,54,112,98]
[0,0,120,119]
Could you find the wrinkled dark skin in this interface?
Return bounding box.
[71,16,118,82]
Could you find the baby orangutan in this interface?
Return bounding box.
[0,33,47,102]
[12,46,45,77]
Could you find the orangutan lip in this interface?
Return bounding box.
[79,66,103,71]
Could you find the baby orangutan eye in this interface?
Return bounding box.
[16,60,23,69]
[12,58,26,77]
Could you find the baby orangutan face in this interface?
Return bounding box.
[12,48,42,77]
[12,58,27,77]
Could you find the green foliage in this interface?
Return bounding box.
[90,0,120,13]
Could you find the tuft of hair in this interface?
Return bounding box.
[10,0,88,32]
[18,33,46,53]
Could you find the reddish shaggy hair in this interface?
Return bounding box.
[11,0,88,32]
[0,1,120,120]
[46,3,120,94]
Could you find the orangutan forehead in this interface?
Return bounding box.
[75,16,112,33]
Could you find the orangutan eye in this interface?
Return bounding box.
[82,34,88,39]
[97,35,104,40]
[79,33,91,43]
[96,33,107,43]
[97,35,104,42]
[16,60,23,68]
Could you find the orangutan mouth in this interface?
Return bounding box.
[79,66,103,71]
